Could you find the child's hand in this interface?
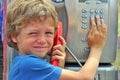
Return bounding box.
[51,36,66,68]
[88,16,107,50]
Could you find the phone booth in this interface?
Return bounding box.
[4,0,118,80]
[52,0,118,80]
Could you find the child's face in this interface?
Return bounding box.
[11,18,55,58]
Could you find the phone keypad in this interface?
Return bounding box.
[80,8,105,52]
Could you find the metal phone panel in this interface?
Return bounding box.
[52,1,68,38]
[53,0,118,63]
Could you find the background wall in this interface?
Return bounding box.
[117,0,120,79]
[113,0,120,70]
[117,0,120,70]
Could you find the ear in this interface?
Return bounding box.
[10,34,17,43]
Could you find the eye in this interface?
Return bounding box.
[28,32,38,36]
[45,31,54,36]
[46,32,53,34]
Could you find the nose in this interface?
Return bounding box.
[37,35,46,44]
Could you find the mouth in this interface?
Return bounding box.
[33,46,48,51]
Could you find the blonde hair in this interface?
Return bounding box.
[6,0,58,50]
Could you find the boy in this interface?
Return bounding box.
[6,0,107,80]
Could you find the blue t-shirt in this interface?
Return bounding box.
[9,54,62,80]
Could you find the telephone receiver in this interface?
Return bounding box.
[50,21,62,66]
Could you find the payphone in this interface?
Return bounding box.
[52,0,118,80]
[52,0,118,63]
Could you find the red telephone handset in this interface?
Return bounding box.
[51,21,62,66]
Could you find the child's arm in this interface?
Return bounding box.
[59,16,107,80]
[51,36,66,68]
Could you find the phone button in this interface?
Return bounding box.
[81,25,88,29]
[81,14,88,18]
[81,20,88,24]
[95,9,100,14]
[84,47,90,52]
[100,9,104,14]
[52,0,64,3]
[81,37,87,42]
[81,9,87,13]
[89,9,95,14]
[100,15,104,19]
[90,15,95,18]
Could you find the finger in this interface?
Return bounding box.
[90,17,97,35]
[53,44,65,52]
[51,51,66,61]
[51,54,65,61]
[59,36,66,48]
[101,19,107,35]
[101,24,107,35]
[53,49,65,55]
[87,28,92,39]
[52,49,63,56]
[96,15,101,32]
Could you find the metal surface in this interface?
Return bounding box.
[53,0,118,63]
[66,46,83,67]
[65,64,118,80]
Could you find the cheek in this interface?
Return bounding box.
[50,38,54,45]
[18,38,36,48]
[47,37,54,47]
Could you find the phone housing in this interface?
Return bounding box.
[52,0,118,63]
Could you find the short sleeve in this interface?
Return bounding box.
[19,55,62,80]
